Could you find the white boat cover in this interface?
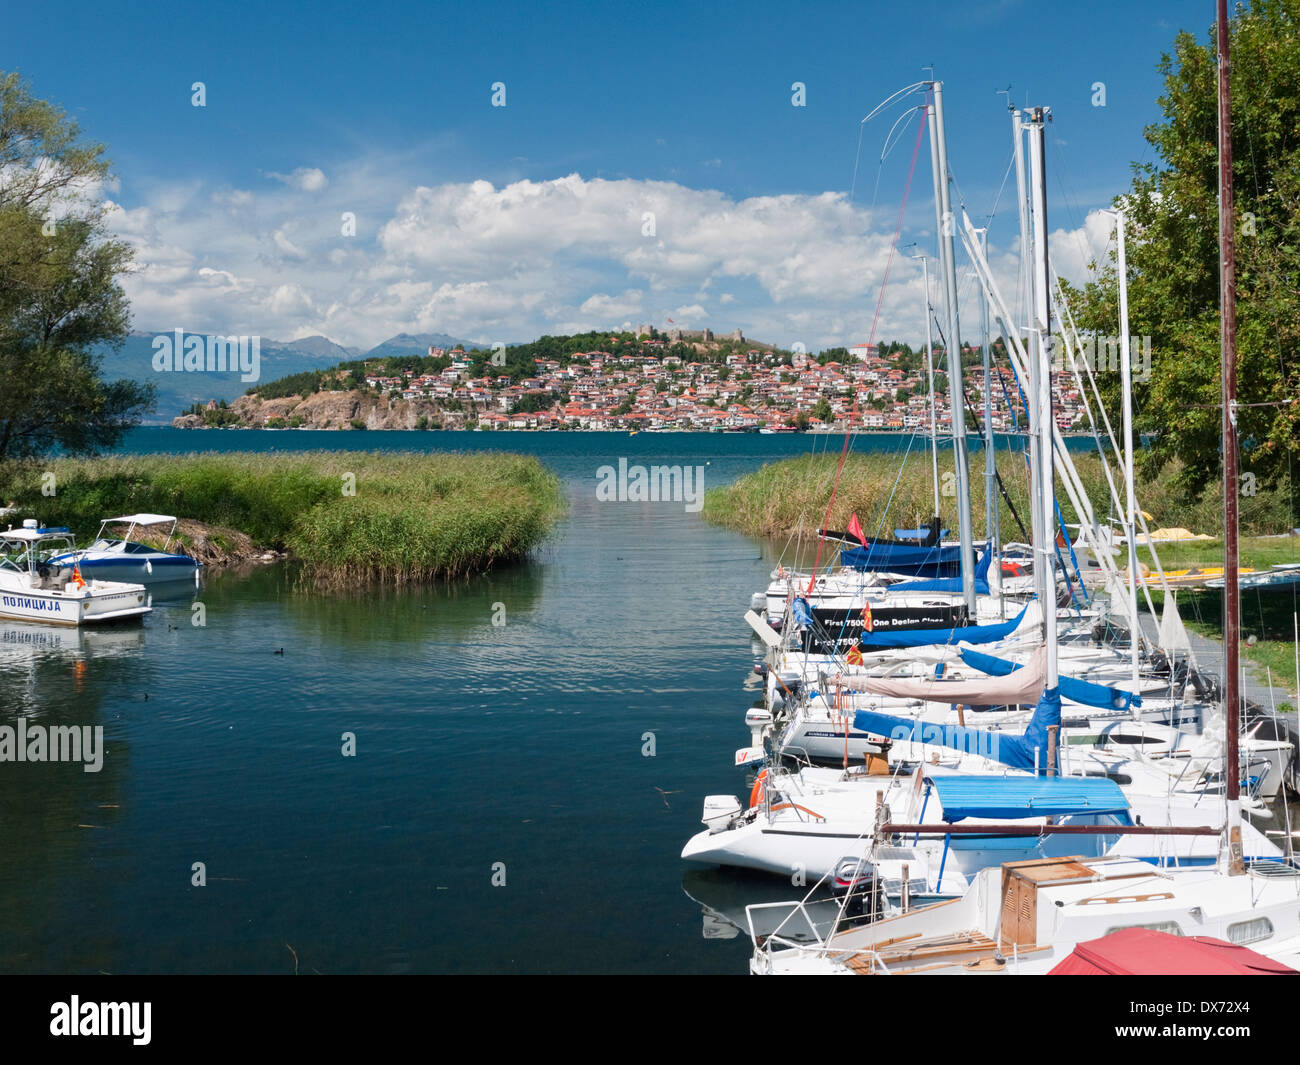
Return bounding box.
[103,514,177,526]
[831,646,1047,706]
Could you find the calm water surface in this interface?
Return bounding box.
[3,428,1190,973]
[0,429,915,973]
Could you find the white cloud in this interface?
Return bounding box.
[268,167,329,192]
[104,165,1115,351]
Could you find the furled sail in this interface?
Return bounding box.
[835,646,1046,705]
[853,685,1063,772]
[852,602,1034,651]
[958,646,1142,711]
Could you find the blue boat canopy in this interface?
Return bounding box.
[854,685,1062,772]
[929,774,1130,822]
[959,647,1142,710]
[839,540,962,577]
[892,544,992,596]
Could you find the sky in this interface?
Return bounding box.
[7,0,1217,352]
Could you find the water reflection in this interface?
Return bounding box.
[0,619,145,972]
[681,867,842,945]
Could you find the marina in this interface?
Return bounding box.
[2,0,1298,1010]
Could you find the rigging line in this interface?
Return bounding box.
[850,120,867,204]
[807,97,929,594]
[985,151,1017,230]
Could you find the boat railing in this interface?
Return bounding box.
[745,899,830,956]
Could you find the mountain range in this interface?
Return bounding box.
[96,331,485,422]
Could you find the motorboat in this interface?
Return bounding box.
[0,522,150,625]
[49,513,201,584]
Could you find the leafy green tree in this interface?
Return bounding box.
[0,72,153,461]
[1062,1,1299,498]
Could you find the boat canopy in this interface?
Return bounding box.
[959,646,1142,710]
[890,544,992,595]
[102,514,177,527]
[1048,927,1298,976]
[894,527,950,540]
[929,774,1129,822]
[853,684,1062,772]
[838,540,963,577]
[822,515,942,548]
[853,602,1031,651]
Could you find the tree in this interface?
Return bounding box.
[1062,2,1300,498]
[0,72,153,461]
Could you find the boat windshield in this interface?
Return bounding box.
[37,536,76,562]
[0,539,30,573]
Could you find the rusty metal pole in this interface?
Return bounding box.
[1218,0,1245,876]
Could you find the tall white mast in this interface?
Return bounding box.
[913,251,942,519]
[927,82,977,612]
[977,226,999,574]
[1027,106,1057,690]
[1116,209,1141,692]
[1012,107,1046,611]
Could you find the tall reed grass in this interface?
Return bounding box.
[701,448,1296,542]
[0,451,566,581]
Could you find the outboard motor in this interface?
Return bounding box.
[831,857,883,921]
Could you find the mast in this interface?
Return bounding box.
[1117,210,1141,692]
[1217,0,1244,875]
[927,82,977,612]
[1013,107,1047,610]
[978,226,999,592]
[1027,106,1057,691]
[915,252,942,519]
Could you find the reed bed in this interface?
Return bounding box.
[701,448,1296,542]
[0,451,566,582]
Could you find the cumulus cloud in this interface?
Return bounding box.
[104,166,1113,351]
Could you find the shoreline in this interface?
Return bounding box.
[0,451,566,582]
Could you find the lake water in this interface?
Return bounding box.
[3,428,961,974]
[16,427,1267,974]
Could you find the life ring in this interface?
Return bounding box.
[749,768,769,808]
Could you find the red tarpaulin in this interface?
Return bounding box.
[1049,927,1298,975]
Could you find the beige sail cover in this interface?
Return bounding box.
[838,646,1047,706]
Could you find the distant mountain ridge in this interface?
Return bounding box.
[94,329,486,423]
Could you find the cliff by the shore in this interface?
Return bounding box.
[173,391,475,430]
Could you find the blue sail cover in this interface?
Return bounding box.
[959,647,1142,711]
[791,597,814,629]
[892,544,993,595]
[853,685,1063,772]
[839,540,963,577]
[929,775,1129,821]
[855,603,1030,651]
[894,527,950,541]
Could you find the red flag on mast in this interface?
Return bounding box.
[847,513,868,548]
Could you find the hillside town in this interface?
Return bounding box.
[177,328,1100,432]
[355,335,1090,433]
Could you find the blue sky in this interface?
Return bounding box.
[8,0,1213,350]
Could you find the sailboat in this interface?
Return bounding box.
[749,6,1297,975]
